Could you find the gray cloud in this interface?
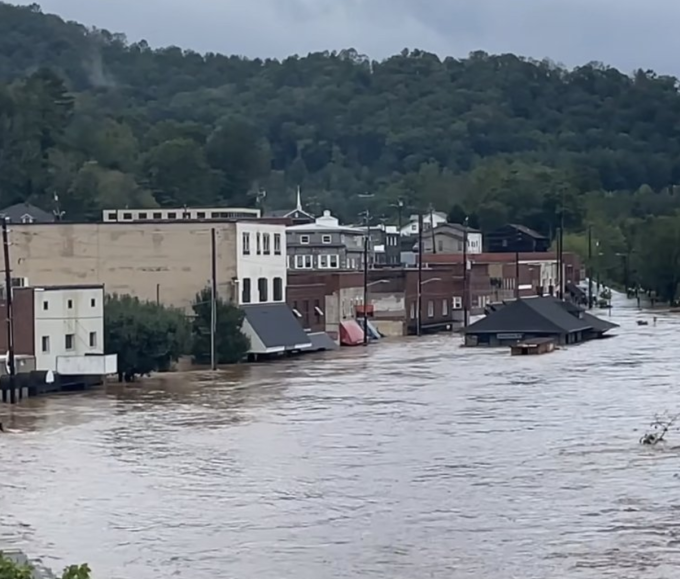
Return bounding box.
[16,0,680,74]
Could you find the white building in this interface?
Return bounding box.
[31,285,111,372]
[235,222,288,305]
[9,284,117,376]
[235,221,312,357]
[102,207,261,222]
[399,211,448,236]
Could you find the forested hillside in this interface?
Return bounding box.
[4,2,680,298]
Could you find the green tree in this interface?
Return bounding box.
[104,294,190,382]
[0,553,90,579]
[633,215,680,304]
[190,287,250,364]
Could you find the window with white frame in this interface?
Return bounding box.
[300,235,310,244]
[427,300,434,318]
[329,255,339,268]
[322,234,332,244]
[263,233,271,255]
[274,233,282,255]
[41,336,49,353]
[89,331,97,348]
[65,334,75,350]
[442,299,448,316]
[295,255,305,269]
[319,255,329,268]
[304,255,312,268]
[452,296,462,309]
[242,232,251,254]
[256,232,262,254]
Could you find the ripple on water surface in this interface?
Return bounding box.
[2,297,680,578]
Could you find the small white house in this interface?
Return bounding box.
[400,211,448,236]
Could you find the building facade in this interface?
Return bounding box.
[485,224,550,253]
[399,211,448,236]
[235,222,287,305]
[0,284,115,375]
[420,223,483,255]
[286,210,365,271]
[102,207,261,222]
[30,285,105,371]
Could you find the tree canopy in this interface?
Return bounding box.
[104,294,190,381]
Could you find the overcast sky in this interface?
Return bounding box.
[16,0,680,74]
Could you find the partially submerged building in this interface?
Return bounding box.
[462,296,618,347]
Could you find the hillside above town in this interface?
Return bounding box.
[2,2,680,250]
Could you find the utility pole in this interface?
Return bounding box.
[2,218,15,404]
[210,228,217,371]
[417,213,423,336]
[515,249,520,300]
[462,216,469,328]
[362,208,370,346]
[429,204,437,254]
[397,199,404,235]
[587,225,593,309]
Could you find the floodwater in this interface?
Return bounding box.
[1,296,680,579]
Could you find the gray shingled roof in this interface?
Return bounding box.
[0,203,54,223]
[242,304,312,350]
[464,297,593,335]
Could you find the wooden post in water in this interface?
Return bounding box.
[2,218,15,404]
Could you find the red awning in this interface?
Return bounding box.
[339,320,365,346]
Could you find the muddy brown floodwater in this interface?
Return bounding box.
[1,296,680,578]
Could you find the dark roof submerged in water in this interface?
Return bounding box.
[465,296,618,335]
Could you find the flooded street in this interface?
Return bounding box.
[3,296,680,578]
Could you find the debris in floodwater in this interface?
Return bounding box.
[640,412,679,445]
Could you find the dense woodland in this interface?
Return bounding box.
[3,2,680,299]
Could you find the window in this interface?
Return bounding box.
[41,336,49,353]
[274,233,282,255]
[300,235,310,244]
[322,234,332,244]
[65,334,75,350]
[453,296,462,309]
[410,302,416,319]
[442,299,449,316]
[21,215,33,224]
[263,233,271,255]
[304,255,312,269]
[91,298,96,307]
[258,277,268,302]
[67,299,73,309]
[256,232,262,255]
[242,278,251,303]
[197,212,206,219]
[107,212,116,220]
[273,277,283,301]
[242,232,251,255]
[89,332,97,348]
[427,300,434,318]
[167,212,177,219]
[329,255,339,268]
[42,301,48,311]
[319,255,329,268]
[122,212,132,220]
[153,212,162,220]
[138,212,148,220]
[182,211,191,219]
[295,255,305,269]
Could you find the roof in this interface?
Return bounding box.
[507,224,548,240]
[582,311,619,332]
[241,303,312,350]
[423,251,578,265]
[287,222,364,234]
[464,296,592,335]
[303,331,338,351]
[0,203,54,223]
[440,222,481,234]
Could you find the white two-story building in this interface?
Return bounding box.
[8,284,117,377]
[235,222,311,357]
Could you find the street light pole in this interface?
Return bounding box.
[360,207,371,346]
[587,225,593,309]
[462,216,469,328]
[417,212,423,336]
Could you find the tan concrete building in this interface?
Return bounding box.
[11,222,237,311]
